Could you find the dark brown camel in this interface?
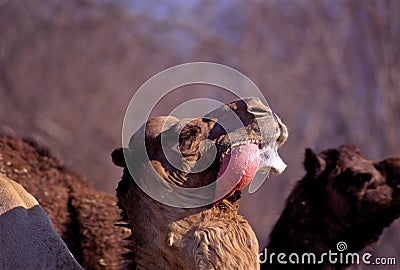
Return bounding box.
[261,145,400,270]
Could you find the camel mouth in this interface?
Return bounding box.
[389,183,400,202]
[214,140,286,203]
[373,158,400,201]
[219,140,286,175]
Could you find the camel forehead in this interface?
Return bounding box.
[324,147,400,195]
[322,145,372,168]
[322,146,400,173]
[338,157,376,172]
[128,116,180,149]
[146,116,180,137]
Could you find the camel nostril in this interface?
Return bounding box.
[247,103,270,116]
[388,177,400,190]
[376,158,400,190]
[248,107,268,116]
[385,171,400,189]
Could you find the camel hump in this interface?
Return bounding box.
[0,173,38,214]
[0,173,83,269]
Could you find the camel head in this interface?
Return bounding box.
[304,144,400,250]
[113,97,288,207]
[112,97,287,269]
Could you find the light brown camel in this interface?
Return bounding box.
[261,145,400,270]
[113,97,288,270]
[0,173,82,269]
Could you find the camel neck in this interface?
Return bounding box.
[126,191,259,269]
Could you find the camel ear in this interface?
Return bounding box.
[111,147,129,167]
[178,123,202,155]
[304,148,326,178]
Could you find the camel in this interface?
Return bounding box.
[2,116,399,269]
[261,145,400,270]
[0,173,82,269]
[0,129,129,269]
[113,97,288,269]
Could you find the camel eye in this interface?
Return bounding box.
[333,169,372,191]
[354,173,372,185]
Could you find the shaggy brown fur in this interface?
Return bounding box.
[261,145,400,270]
[113,98,288,269]
[0,129,129,270]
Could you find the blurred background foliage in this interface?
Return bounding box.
[0,0,399,267]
